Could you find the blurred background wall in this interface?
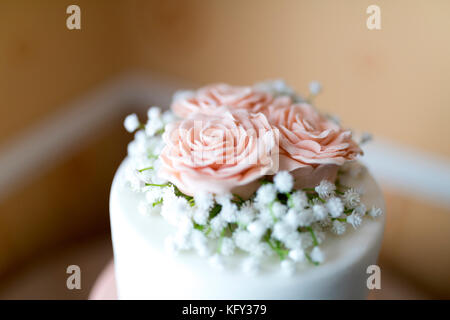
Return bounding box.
[0,0,449,298]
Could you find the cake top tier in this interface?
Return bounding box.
[120,80,383,274]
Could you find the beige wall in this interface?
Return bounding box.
[0,0,128,144]
[125,0,450,158]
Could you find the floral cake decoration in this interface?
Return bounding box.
[122,80,383,275]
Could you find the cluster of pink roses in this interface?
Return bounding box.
[159,83,362,197]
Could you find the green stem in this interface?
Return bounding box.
[138,166,153,172]
[305,252,319,266]
[152,198,163,207]
[145,183,170,187]
[306,226,319,246]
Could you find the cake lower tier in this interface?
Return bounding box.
[110,158,385,299]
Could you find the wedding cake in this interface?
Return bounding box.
[110,80,385,299]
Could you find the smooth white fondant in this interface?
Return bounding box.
[110,158,385,299]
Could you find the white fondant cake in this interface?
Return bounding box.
[110,158,385,300]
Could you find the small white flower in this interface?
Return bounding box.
[237,202,256,227]
[274,171,293,193]
[145,187,163,204]
[343,188,360,208]
[210,216,227,236]
[283,232,302,250]
[194,192,214,211]
[332,220,346,235]
[347,212,363,229]
[193,208,209,225]
[273,221,293,242]
[162,110,176,124]
[124,113,140,132]
[354,203,367,216]
[299,233,314,249]
[284,208,301,228]
[220,237,235,256]
[252,242,273,257]
[220,202,238,223]
[281,259,296,275]
[297,208,315,227]
[369,206,383,218]
[208,254,225,270]
[271,201,287,219]
[312,204,328,221]
[147,106,161,120]
[242,256,261,275]
[310,247,325,263]
[315,180,336,199]
[288,191,308,209]
[233,230,258,252]
[326,197,344,218]
[255,183,277,206]
[318,216,332,228]
[247,220,267,239]
[309,81,322,96]
[289,248,305,262]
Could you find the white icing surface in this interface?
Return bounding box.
[110,158,385,299]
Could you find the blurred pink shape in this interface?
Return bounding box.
[89,260,117,300]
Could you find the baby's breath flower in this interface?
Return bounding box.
[332,220,346,235]
[162,110,176,124]
[326,197,344,218]
[284,209,301,228]
[288,248,305,262]
[193,208,209,225]
[312,204,328,221]
[281,259,296,275]
[194,192,214,211]
[343,188,360,208]
[237,203,256,227]
[347,212,363,229]
[288,190,308,209]
[309,81,322,96]
[145,186,164,204]
[233,230,258,252]
[315,180,336,199]
[273,221,294,242]
[297,208,315,227]
[247,220,267,239]
[310,247,325,263]
[220,202,238,223]
[255,183,277,205]
[147,106,161,119]
[283,232,302,250]
[271,201,287,219]
[210,216,227,236]
[274,171,294,193]
[353,203,367,216]
[124,113,140,132]
[369,206,383,218]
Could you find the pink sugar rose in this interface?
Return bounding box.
[264,101,362,188]
[158,108,279,197]
[171,83,274,118]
